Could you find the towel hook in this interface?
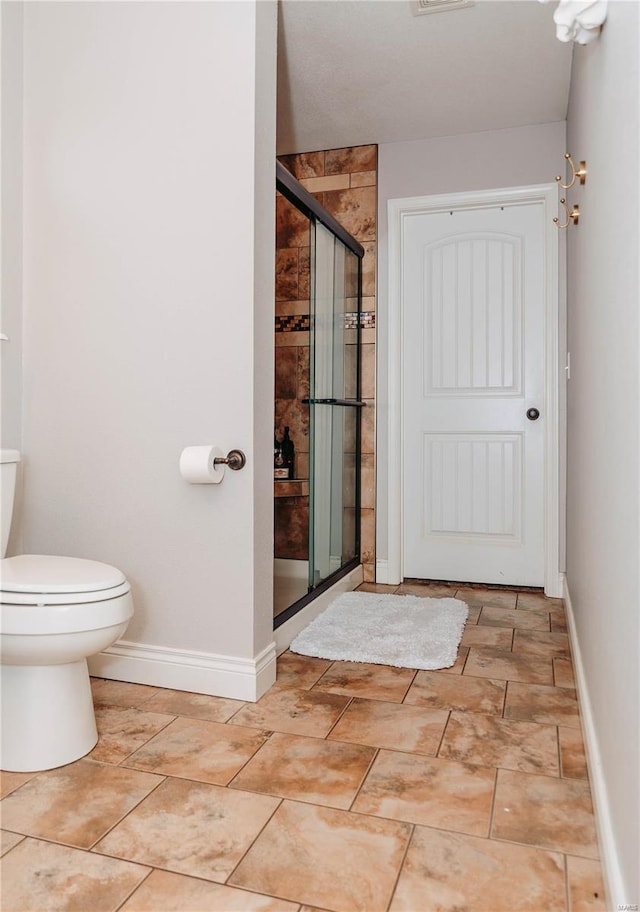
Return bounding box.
[555,153,587,190]
[554,198,580,229]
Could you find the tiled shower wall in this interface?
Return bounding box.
[276,145,377,582]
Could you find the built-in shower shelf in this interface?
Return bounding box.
[274,479,309,498]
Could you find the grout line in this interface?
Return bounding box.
[224,701,250,724]
[385,823,415,912]
[564,853,572,912]
[487,767,500,840]
[221,796,284,886]
[226,730,275,789]
[347,746,380,811]
[556,724,564,779]
[434,711,452,757]
[112,866,155,912]
[87,773,169,852]
[323,696,354,738]
[113,713,179,767]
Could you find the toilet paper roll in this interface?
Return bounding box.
[179,446,225,484]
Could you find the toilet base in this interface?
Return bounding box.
[1,661,98,772]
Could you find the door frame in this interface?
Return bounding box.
[385,184,563,597]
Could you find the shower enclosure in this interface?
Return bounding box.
[274,162,364,628]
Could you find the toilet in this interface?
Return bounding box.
[0,450,133,772]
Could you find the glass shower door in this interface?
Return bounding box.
[310,222,362,589]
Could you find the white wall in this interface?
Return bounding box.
[376,122,567,565]
[18,1,277,698]
[565,3,639,904]
[1,2,23,452]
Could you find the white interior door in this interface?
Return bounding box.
[402,202,546,586]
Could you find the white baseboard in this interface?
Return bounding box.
[275,564,363,655]
[563,578,626,910]
[88,639,276,702]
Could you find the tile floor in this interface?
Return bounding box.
[1,582,608,912]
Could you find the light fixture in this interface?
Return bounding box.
[413,0,475,17]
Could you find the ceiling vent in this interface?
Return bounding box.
[413,0,475,15]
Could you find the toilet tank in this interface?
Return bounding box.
[1,449,21,558]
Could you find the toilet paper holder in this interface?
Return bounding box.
[214,449,246,471]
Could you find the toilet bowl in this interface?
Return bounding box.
[1,554,133,772]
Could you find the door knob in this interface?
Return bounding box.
[526,408,540,421]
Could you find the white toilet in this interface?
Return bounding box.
[0,450,133,772]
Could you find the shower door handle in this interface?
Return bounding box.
[302,398,366,407]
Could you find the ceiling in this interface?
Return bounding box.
[276,0,573,154]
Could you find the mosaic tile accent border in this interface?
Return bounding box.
[345,312,376,330]
[276,315,310,333]
[275,313,375,334]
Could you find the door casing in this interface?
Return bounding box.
[384,184,563,597]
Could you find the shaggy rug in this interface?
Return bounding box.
[290,590,469,670]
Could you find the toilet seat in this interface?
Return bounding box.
[0,555,132,634]
[1,554,126,594]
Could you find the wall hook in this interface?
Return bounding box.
[555,153,587,190]
[554,198,580,229]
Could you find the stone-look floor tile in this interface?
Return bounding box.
[141,688,245,723]
[353,749,495,837]
[328,697,449,756]
[119,869,299,912]
[1,837,149,912]
[461,625,514,650]
[357,582,400,594]
[437,645,469,675]
[464,648,554,685]
[478,605,550,631]
[0,771,34,798]
[123,717,267,785]
[229,799,411,912]
[438,711,560,775]
[505,682,581,728]
[492,769,599,858]
[90,707,176,764]
[0,759,162,849]
[566,855,608,911]
[516,592,564,611]
[465,604,481,624]
[559,727,589,779]
[550,608,569,633]
[395,581,459,598]
[512,630,570,658]
[95,778,279,882]
[90,678,159,709]
[390,825,566,912]
[275,652,333,690]
[230,731,375,809]
[554,657,577,688]
[404,670,506,715]
[1,830,24,856]
[229,687,349,738]
[313,661,416,703]
[454,587,517,609]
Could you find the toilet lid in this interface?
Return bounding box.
[0,554,127,594]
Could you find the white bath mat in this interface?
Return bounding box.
[290,591,469,670]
